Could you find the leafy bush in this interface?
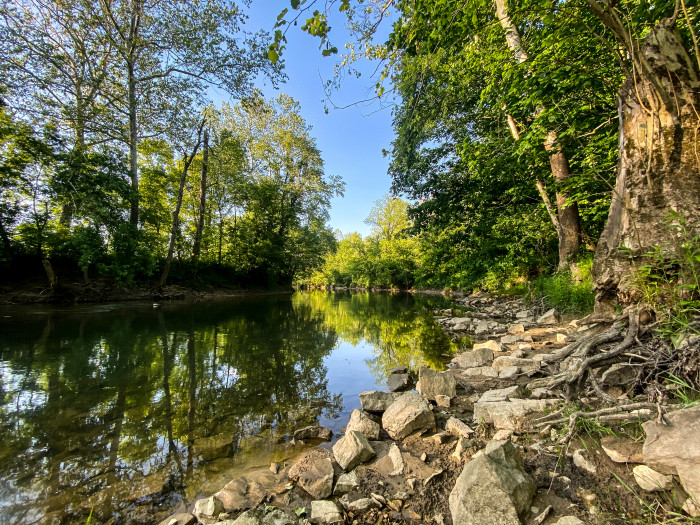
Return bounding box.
[530,257,595,315]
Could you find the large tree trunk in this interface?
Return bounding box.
[128,60,139,228]
[592,19,700,315]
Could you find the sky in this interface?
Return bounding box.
[239,3,397,237]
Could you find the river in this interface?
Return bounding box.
[0,291,456,524]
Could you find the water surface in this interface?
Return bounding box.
[0,291,455,524]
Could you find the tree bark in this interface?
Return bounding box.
[159,121,205,288]
[495,0,582,267]
[128,60,139,228]
[592,18,700,314]
[192,127,209,261]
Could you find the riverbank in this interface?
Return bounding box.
[160,294,700,525]
[0,277,295,305]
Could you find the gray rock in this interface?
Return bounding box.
[601,363,637,385]
[229,510,263,525]
[515,310,532,319]
[435,394,451,408]
[293,425,332,442]
[552,517,584,525]
[492,356,540,373]
[391,366,408,374]
[473,399,559,430]
[387,373,413,392]
[382,392,436,440]
[477,386,522,404]
[633,465,673,492]
[194,496,225,520]
[158,513,197,525]
[334,470,359,495]
[474,340,503,353]
[359,391,400,413]
[449,440,536,524]
[417,367,457,401]
[310,500,343,524]
[475,320,491,335]
[263,510,299,525]
[537,308,559,325]
[643,406,700,490]
[499,366,519,379]
[333,430,375,471]
[573,449,596,475]
[500,335,520,345]
[508,324,525,334]
[451,347,494,368]
[388,443,405,475]
[291,457,334,499]
[346,409,381,440]
[445,416,474,438]
[347,498,381,514]
[463,366,499,378]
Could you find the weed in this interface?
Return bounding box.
[528,256,595,316]
[666,373,700,407]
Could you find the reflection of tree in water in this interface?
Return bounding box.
[0,296,340,524]
[293,291,457,380]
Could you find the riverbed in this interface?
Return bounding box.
[0,291,455,524]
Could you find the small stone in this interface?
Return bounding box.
[519,343,533,351]
[477,386,522,404]
[510,349,524,358]
[445,416,474,437]
[333,431,375,471]
[451,347,494,368]
[516,310,532,319]
[310,500,343,524]
[407,478,417,490]
[334,471,359,495]
[499,366,519,379]
[552,517,584,525]
[555,333,568,343]
[158,514,197,525]
[508,324,525,334]
[473,340,504,353]
[428,431,452,444]
[537,308,559,325]
[633,465,674,492]
[420,452,427,461]
[370,493,387,506]
[493,429,513,441]
[573,449,596,475]
[463,366,498,377]
[435,394,451,408]
[501,334,519,345]
[452,437,470,461]
[347,498,380,514]
[388,443,405,476]
[346,409,381,440]
[194,496,225,520]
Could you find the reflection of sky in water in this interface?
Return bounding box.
[0,292,455,524]
[320,340,379,435]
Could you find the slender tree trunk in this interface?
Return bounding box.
[592,18,700,313]
[128,61,139,228]
[192,128,209,262]
[42,259,58,288]
[159,122,205,288]
[495,0,582,267]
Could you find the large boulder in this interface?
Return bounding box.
[333,431,375,471]
[193,434,234,461]
[451,347,494,369]
[449,440,536,524]
[643,405,700,502]
[382,392,436,440]
[417,367,457,401]
[359,391,400,413]
[346,409,381,440]
[289,456,334,499]
[491,356,540,373]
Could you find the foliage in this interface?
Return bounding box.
[530,257,596,316]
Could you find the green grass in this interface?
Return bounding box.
[530,258,595,316]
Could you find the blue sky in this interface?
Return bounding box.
[243,3,397,237]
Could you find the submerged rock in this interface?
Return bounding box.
[293,425,332,442]
[449,440,535,524]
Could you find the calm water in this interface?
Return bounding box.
[0,291,455,524]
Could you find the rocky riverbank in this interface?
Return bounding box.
[159,295,700,525]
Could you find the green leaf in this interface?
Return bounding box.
[268,48,279,63]
[294,506,307,517]
[291,0,300,9]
